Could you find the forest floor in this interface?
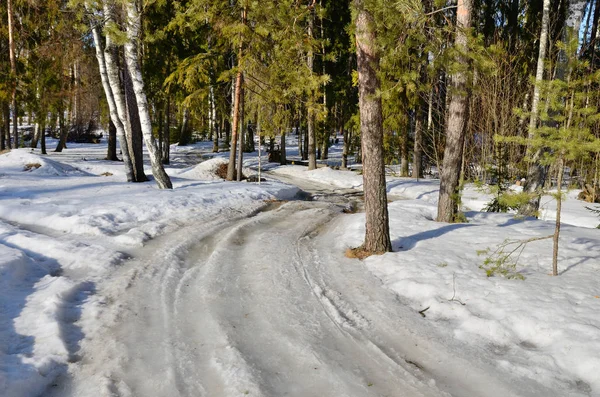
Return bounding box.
[1,135,599,397]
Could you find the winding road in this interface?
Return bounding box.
[49,175,551,397]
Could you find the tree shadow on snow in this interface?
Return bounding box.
[392,223,476,251]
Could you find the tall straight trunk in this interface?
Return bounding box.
[40,115,47,155]
[280,130,287,165]
[342,125,349,169]
[307,7,317,170]
[124,0,172,189]
[303,117,309,160]
[1,103,6,151]
[211,84,218,152]
[178,106,192,145]
[552,156,565,276]
[227,6,247,181]
[123,61,148,182]
[8,0,18,149]
[236,83,245,181]
[162,97,170,164]
[297,117,302,157]
[413,112,423,178]
[521,0,551,217]
[90,3,135,181]
[107,119,118,160]
[354,0,392,253]
[55,108,68,152]
[589,0,600,59]
[437,0,472,223]
[400,128,409,176]
[31,121,40,149]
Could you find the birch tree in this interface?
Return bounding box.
[123,0,172,189]
[519,0,551,217]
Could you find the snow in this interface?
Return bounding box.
[0,137,599,396]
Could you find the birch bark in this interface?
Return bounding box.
[124,0,172,189]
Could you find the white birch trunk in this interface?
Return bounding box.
[88,6,135,182]
[123,0,172,189]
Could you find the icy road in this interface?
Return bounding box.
[45,177,555,397]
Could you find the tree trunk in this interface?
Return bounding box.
[8,0,18,149]
[342,128,349,169]
[236,83,245,181]
[227,6,247,181]
[55,108,68,152]
[1,103,6,151]
[280,130,287,165]
[124,0,172,189]
[552,156,565,276]
[107,119,118,160]
[307,7,317,170]
[211,84,218,152]
[40,116,47,155]
[400,129,409,176]
[178,106,192,146]
[303,116,309,160]
[354,0,392,253]
[90,4,135,182]
[437,0,472,223]
[124,61,148,182]
[413,109,423,178]
[163,97,170,164]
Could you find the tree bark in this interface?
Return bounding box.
[123,61,148,182]
[400,129,409,176]
[55,108,68,152]
[413,111,423,178]
[210,84,218,152]
[40,116,47,155]
[1,103,6,151]
[354,0,392,253]
[124,0,172,189]
[227,6,246,181]
[107,119,118,160]
[437,0,472,223]
[236,83,245,181]
[8,0,18,149]
[162,97,171,164]
[178,106,192,146]
[307,7,317,170]
[280,130,287,165]
[90,3,135,181]
[552,156,564,276]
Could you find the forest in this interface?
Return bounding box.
[2,1,600,396]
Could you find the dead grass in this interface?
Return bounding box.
[0,149,10,155]
[101,172,113,176]
[23,163,42,171]
[345,247,385,260]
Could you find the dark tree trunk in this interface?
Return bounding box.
[107,119,118,161]
[163,97,170,164]
[123,63,148,182]
[303,116,309,160]
[437,0,472,223]
[354,0,392,253]
[40,115,47,155]
[178,106,192,146]
[280,130,287,165]
[342,128,349,169]
[400,128,409,176]
[236,83,245,181]
[227,6,247,181]
[55,109,68,152]
[1,103,8,151]
[413,110,423,178]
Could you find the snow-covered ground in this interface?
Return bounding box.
[1,136,599,396]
